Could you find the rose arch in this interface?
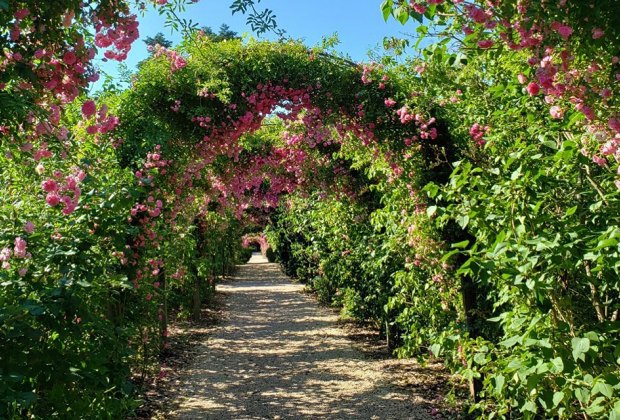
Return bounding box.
[113,34,439,257]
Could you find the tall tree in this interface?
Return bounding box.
[143,32,173,51]
[200,24,240,42]
[217,24,239,40]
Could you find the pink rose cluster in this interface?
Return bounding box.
[82,101,120,135]
[416,0,619,184]
[153,46,188,73]
[144,146,170,173]
[41,167,86,215]
[469,123,490,146]
[94,13,140,62]
[130,198,163,220]
[170,268,186,280]
[396,107,438,140]
[361,64,393,94]
[6,9,100,105]
[0,237,30,273]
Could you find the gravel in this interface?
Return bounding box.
[166,253,438,419]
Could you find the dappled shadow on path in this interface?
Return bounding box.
[169,253,435,419]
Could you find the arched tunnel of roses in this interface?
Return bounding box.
[116,36,444,243]
[5,2,620,417]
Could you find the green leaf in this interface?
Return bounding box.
[426,205,437,217]
[415,25,428,49]
[584,331,599,342]
[410,11,423,24]
[495,374,505,394]
[394,5,410,25]
[423,182,438,198]
[457,214,470,228]
[76,279,92,288]
[609,401,620,420]
[380,0,393,21]
[474,353,487,365]
[568,110,585,126]
[553,391,564,407]
[592,381,613,398]
[550,357,564,374]
[542,139,558,149]
[586,397,606,415]
[596,238,618,250]
[25,304,45,316]
[451,240,469,249]
[500,335,520,347]
[565,205,578,216]
[520,401,537,413]
[575,387,590,404]
[571,337,590,361]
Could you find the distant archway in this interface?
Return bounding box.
[242,233,270,256]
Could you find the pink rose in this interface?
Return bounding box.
[24,222,35,234]
[42,179,58,192]
[14,237,27,258]
[0,247,12,262]
[412,3,427,14]
[46,193,61,207]
[14,9,30,20]
[592,28,604,39]
[601,140,618,156]
[63,51,77,66]
[81,100,97,118]
[592,156,607,167]
[527,82,540,96]
[557,25,573,40]
[550,106,564,119]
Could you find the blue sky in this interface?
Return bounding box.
[92,0,416,91]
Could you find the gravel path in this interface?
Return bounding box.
[168,253,436,419]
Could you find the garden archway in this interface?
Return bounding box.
[115,35,436,228]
